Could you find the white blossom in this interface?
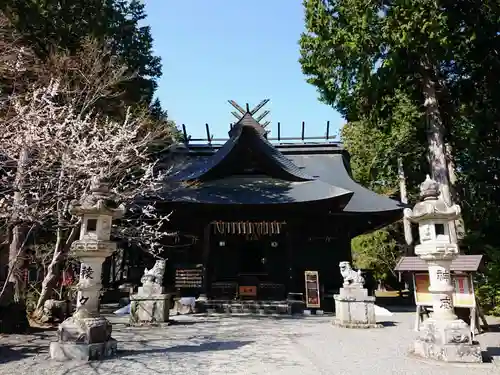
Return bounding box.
[0,82,177,257]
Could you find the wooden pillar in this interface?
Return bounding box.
[286,223,294,295]
[200,223,211,299]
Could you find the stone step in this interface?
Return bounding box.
[202,300,295,316]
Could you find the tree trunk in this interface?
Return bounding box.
[422,69,457,243]
[34,220,80,314]
[7,149,29,301]
[34,229,64,312]
[445,143,466,243]
[34,163,80,316]
[0,224,35,302]
[8,225,25,300]
[398,158,413,248]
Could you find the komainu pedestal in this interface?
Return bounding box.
[49,308,117,361]
[130,293,170,324]
[333,262,381,328]
[333,286,381,328]
[130,260,170,325]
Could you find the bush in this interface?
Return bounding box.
[476,281,500,316]
[475,248,500,316]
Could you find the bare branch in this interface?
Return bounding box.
[0,25,177,307]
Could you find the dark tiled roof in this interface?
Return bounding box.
[163,143,403,217]
[161,176,353,206]
[394,255,484,272]
[172,141,344,155]
[288,154,404,213]
[159,119,403,225]
[228,112,266,137]
[169,122,314,182]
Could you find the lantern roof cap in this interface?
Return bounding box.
[420,175,440,200]
[404,176,460,222]
[69,174,125,218]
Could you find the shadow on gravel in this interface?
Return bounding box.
[167,319,199,326]
[483,346,500,363]
[378,305,416,313]
[115,339,254,358]
[0,344,47,364]
[485,324,500,332]
[28,326,58,333]
[378,321,397,327]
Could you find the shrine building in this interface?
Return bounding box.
[137,101,405,310]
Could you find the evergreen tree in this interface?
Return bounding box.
[299,0,500,308]
[2,0,163,116]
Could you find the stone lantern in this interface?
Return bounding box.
[404,175,482,363]
[49,175,126,361]
[69,176,125,315]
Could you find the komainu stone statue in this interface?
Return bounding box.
[334,261,379,328]
[130,259,170,325]
[339,261,365,287]
[141,260,166,285]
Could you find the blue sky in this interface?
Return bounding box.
[144,0,344,141]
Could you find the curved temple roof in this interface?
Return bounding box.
[161,111,404,218]
[165,176,353,207]
[170,113,314,183]
[288,154,402,213]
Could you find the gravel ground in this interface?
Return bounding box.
[0,310,499,375]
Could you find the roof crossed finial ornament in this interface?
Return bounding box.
[228,99,271,128]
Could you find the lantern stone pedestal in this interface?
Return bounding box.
[405,176,482,363]
[130,260,170,325]
[49,176,125,361]
[49,307,117,361]
[333,262,381,328]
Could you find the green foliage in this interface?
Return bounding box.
[352,226,400,282]
[476,284,500,317]
[342,91,423,284]
[475,246,500,316]
[2,0,163,113]
[300,0,500,305]
[341,90,426,197]
[299,0,457,120]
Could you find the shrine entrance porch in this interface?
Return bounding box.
[208,230,290,301]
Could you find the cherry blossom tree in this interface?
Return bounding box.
[0,37,177,314]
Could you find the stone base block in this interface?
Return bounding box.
[334,288,378,327]
[411,318,483,363]
[137,284,164,296]
[130,294,170,324]
[332,319,383,329]
[50,338,117,361]
[413,339,483,363]
[419,318,472,345]
[173,299,195,315]
[57,312,112,344]
[338,286,370,299]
